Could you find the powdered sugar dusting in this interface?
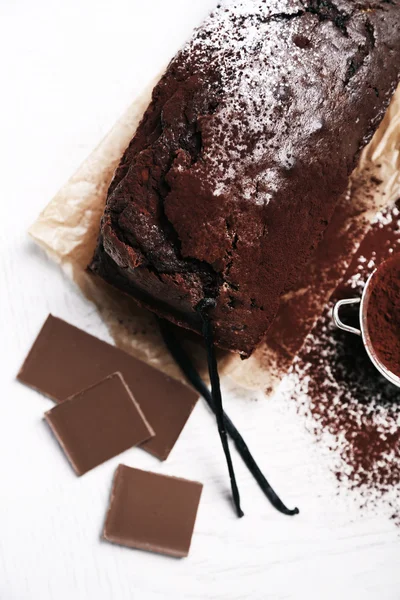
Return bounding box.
[179,0,332,200]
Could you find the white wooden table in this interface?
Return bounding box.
[1,2,399,598]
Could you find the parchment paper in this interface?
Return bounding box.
[29,75,400,391]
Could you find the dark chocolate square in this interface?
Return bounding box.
[103,465,203,558]
[18,315,198,460]
[45,373,154,475]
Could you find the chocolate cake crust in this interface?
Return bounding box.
[90,0,400,356]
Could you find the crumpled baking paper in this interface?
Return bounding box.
[29,76,400,391]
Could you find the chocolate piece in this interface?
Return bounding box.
[18,315,198,460]
[90,0,400,357]
[103,465,203,558]
[45,373,154,475]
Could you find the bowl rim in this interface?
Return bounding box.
[360,267,400,389]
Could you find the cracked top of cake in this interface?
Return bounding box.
[90,0,400,356]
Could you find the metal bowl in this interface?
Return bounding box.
[333,265,400,389]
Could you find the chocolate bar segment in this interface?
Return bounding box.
[18,315,198,460]
[103,465,203,558]
[45,373,154,475]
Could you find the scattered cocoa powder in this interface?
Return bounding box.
[367,254,400,378]
[287,200,400,522]
[258,171,381,380]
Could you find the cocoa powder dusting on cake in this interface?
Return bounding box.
[250,172,385,394]
[286,200,400,523]
[90,0,400,356]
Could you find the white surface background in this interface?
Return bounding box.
[1,2,399,599]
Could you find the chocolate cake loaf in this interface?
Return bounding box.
[90,0,400,357]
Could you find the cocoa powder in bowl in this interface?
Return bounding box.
[366,255,400,379]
